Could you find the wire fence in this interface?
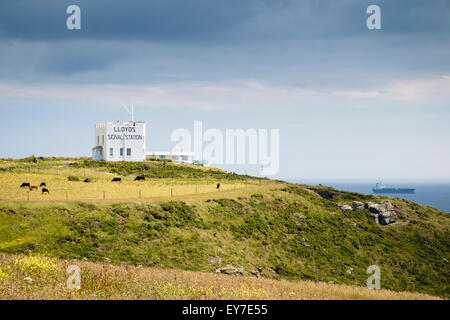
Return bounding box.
[3,182,266,203]
[1,164,267,203]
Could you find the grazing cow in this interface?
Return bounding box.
[217,183,221,191]
[135,175,145,181]
[29,185,38,191]
[40,182,46,187]
[20,182,30,188]
[111,177,122,182]
[42,188,49,194]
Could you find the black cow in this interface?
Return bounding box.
[111,177,122,182]
[42,188,49,194]
[40,182,46,187]
[135,175,145,181]
[216,183,221,190]
[20,182,30,188]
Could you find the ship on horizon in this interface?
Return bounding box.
[372,182,415,194]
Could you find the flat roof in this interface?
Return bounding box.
[95,121,145,128]
[146,151,195,156]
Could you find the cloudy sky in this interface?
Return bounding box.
[1,0,449,180]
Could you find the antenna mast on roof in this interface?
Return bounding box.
[121,103,134,122]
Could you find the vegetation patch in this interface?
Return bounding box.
[0,158,448,298]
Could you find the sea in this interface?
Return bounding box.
[286,180,450,213]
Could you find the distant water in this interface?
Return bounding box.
[286,180,450,213]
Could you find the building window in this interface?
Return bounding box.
[127,148,131,156]
[102,135,105,145]
[120,148,124,156]
[173,155,179,160]
[182,155,188,161]
[109,148,113,156]
[159,155,165,159]
[97,136,99,145]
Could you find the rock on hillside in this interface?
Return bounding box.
[365,202,398,225]
[338,201,398,225]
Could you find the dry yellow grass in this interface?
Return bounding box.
[0,254,440,300]
[0,170,273,203]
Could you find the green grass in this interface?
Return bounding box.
[0,158,449,298]
[0,253,439,300]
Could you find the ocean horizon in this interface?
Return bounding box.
[285,179,450,213]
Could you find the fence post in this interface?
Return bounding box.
[103,191,106,200]
[195,186,198,194]
[139,189,142,199]
[66,191,68,201]
[27,191,30,201]
[171,188,173,197]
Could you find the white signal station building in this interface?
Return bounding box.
[92,120,194,163]
[93,121,146,161]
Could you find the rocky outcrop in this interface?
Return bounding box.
[208,256,222,264]
[216,265,246,276]
[352,201,364,210]
[250,267,263,278]
[365,202,398,225]
[337,201,398,225]
[365,201,393,213]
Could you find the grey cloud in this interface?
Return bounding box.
[0,0,448,85]
[36,41,129,75]
[0,0,449,43]
[1,37,449,87]
[0,0,255,43]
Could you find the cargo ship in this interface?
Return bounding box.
[372,182,415,194]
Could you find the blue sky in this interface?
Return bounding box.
[0,0,449,180]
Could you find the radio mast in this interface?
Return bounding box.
[122,103,134,122]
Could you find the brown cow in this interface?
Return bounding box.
[135,175,145,181]
[29,185,38,191]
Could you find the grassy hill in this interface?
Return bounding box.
[0,254,438,300]
[0,158,449,299]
